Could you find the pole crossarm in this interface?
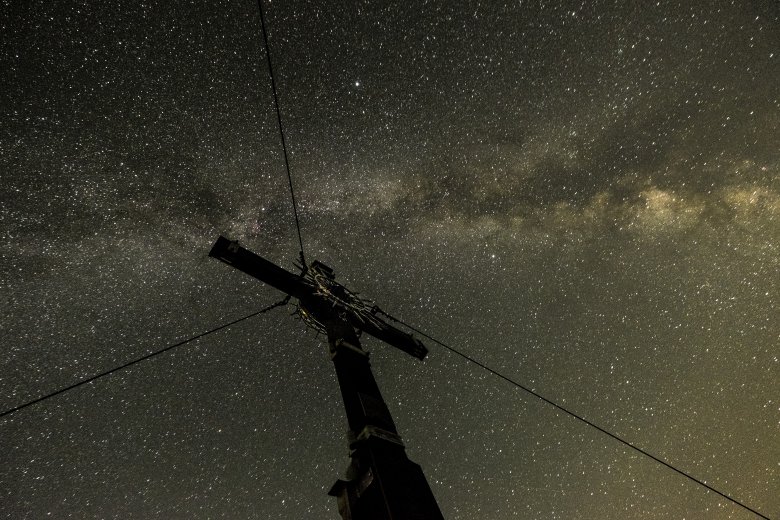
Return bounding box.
[209,236,428,359]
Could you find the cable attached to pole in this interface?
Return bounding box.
[376,309,771,520]
[256,0,307,269]
[0,298,290,420]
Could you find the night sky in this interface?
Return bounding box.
[2,1,779,518]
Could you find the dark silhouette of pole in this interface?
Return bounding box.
[209,236,444,519]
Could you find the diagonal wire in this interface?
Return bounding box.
[0,298,290,420]
[376,309,771,520]
[256,0,306,268]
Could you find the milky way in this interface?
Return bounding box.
[2,1,778,518]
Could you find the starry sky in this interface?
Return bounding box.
[2,1,778,518]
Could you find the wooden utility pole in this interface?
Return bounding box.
[210,236,445,519]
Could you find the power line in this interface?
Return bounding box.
[256,0,307,268]
[0,298,289,420]
[376,309,771,520]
